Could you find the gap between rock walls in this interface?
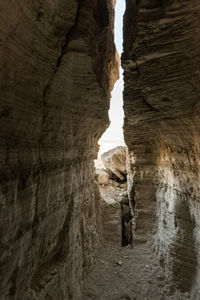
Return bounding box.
[95,146,132,248]
[1,0,200,299]
[88,1,199,299]
[93,0,133,249]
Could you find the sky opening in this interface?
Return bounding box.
[97,0,125,156]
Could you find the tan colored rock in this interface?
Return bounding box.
[101,146,127,181]
[0,0,118,299]
[123,0,200,296]
[96,168,110,185]
[101,197,122,246]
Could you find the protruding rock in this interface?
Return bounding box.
[96,168,110,185]
[120,191,129,204]
[101,146,127,181]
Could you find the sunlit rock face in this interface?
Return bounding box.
[123,0,200,295]
[0,1,118,299]
[101,146,127,181]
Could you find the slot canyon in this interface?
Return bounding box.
[1,0,200,299]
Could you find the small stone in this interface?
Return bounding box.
[184,292,190,298]
[114,291,118,294]
[114,271,118,275]
[143,86,151,93]
[101,260,105,264]
[124,256,128,259]
[147,280,152,284]
[117,260,122,266]
[145,265,149,268]
[157,274,164,281]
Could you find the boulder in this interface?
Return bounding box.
[101,146,127,181]
[120,191,129,205]
[96,169,110,185]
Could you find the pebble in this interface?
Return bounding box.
[117,260,122,266]
[101,260,105,264]
[184,292,190,298]
[124,256,128,259]
[145,265,149,269]
[157,274,164,281]
[114,271,118,275]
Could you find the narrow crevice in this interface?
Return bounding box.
[121,202,132,246]
[43,0,82,103]
[32,173,41,239]
[129,183,136,245]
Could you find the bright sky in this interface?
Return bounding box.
[98,0,125,156]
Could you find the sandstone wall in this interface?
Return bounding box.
[123,0,200,296]
[0,1,118,299]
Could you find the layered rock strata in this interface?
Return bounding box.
[0,1,118,299]
[123,0,200,296]
[95,146,131,247]
[101,146,127,181]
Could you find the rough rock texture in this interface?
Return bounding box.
[0,1,118,299]
[95,146,127,186]
[101,146,127,181]
[101,196,122,246]
[123,0,200,297]
[95,168,110,185]
[83,185,177,300]
[95,147,129,247]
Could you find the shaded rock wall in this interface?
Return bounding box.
[101,197,122,246]
[123,0,200,295]
[0,1,118,299]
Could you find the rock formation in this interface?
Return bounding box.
[0,1,118,299]
[95,146,131,247]
[123,0,200,296]
[95,168,110,185]
[1,0,200,298]
[101,146,127,181]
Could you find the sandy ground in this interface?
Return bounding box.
[82,184,189,300]
[83,241,190,300]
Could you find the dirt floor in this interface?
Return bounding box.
[82,183,189,300]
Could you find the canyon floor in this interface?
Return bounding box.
[83,186,189,300]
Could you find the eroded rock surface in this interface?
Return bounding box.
[95,168,110,185]
[2,0,200,298]
[0,1,118,299]
[123,0,200,297]
[95,147,129,247]
[101,146,127,181]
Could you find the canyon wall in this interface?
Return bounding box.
[123,0,200,296]
[0,1,118,299]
